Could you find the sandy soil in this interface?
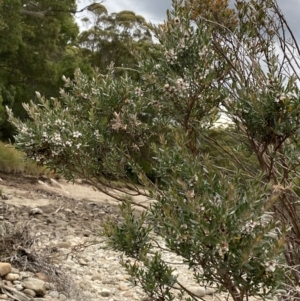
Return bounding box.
[0,173,153,209]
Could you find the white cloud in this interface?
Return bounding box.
[76,0,172,28]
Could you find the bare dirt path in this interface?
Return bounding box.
[0,173,152,209]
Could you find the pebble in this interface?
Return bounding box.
[49,178,65,190]
[59,293,67,300]
[189,286,206,297]
[22,278,46,296]
[30,207,43,215]
[14,284,24,291]
[100,288,111,297]
[0,263,11,277]
[23,288,36,297]
[4,273,20,281]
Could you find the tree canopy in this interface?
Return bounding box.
[77,4,153,76]
[0,1,153,140]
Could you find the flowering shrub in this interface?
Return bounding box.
[7,0,300,300]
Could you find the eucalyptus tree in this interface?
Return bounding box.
[0,0,93,139]
[77,4,153,75]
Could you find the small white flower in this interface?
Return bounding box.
[279,93,286,101]
[20,125,29,134]
[91,88,98,95]
[165,49,177,64]
[181,224,188,230]
[35,91,41,99]
[176,78,184,87]
[174,17,180,26]
[179,38,186,50]
[186,190,195,199]
[242,220,257,234]
[164,83,170,91]
[73,131,82,138]
[135,87,143,97]
[65,141,72,147]
[76,143,82,149]
[275,93,286,103]
[217,242,229,258]
[163,84,177,96]
[265,260,277,272]
[55,119,63,126]
[52,133,62,145]
[183,30,190,39]
[176,78,189,91]
[94,130,101,139]
[198,46,208,57]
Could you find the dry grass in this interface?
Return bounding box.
[0,141,49,176]
[0,218,83,299]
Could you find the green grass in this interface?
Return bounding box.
[0,141,49,176]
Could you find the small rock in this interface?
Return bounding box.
[91,273,102,281]
[188,286,206,297]
[36,272,50,282]
[0,263,11,277]
[19,271,34,279]
[4,273,19,281]
[23,289,36,297]
[30,208,43,215]
[78,258,88,266]
[50,179,64,190]
[22,277,46,296]
[56,242,71,249]
[205,287,216,295]
[118,283,130,291]
[123,291,133,298]
[14,284,23,291]
[102,279,115,285]
[100,288,111,297]
[48,291,59,298]
[0,294,8,300]
[82,275,92,281]
[59,293,67,300]
[13,280,21,285]
[115,274,126,281]
[3,281,13,287]
[78,281,86,290]
[44,282,54,290]
[11,267,20,274]
[38,180,49,186]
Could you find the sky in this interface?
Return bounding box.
[76,0,172,26]
[76,0,300,38]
